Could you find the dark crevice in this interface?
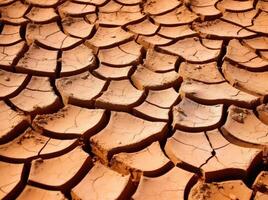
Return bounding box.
[19,24,27,41]
[0,22,4,33]
[217,39,229,77]
[56,50,62,78]
[83,110,111,154]
[49,77,65,110]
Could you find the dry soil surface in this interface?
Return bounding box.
[0,0,268,199]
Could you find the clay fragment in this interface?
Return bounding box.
[189,180,252,200]
[33,105,106,139]
[172,97,223,132]
[90,112,167,163]
[28,147,92,190]
[111,141,172,180]
[133,167,196,200]
[221,105,268,147]
[0,101,28,144]
[10,76,61,115]
[71,162,133,200]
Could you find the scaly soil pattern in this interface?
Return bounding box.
[0,0,268,199]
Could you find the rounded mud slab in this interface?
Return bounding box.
[0,0,268,199]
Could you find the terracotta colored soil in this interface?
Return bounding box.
[0,0,268,199]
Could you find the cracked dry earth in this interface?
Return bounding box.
[1,0,268,200]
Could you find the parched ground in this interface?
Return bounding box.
[0,0,268,199]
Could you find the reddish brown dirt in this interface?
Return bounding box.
[0,0,268,199]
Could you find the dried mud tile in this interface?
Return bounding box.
[152,5,198,26]
[0,127,76,161]
[86,27,134,51]
[95,79,144,111]
[253,171,268,193]
[225,39,268,71]
[144,49,178,72]
[189,180,252,200]
[172,97,223,132]
[58,1,95,17]
[146,88,179,108]
[85,13,99,24]
[223,61,268,96]
[193,20,256,39]
[98,10,145,26]
[10,76,61,115]
[84,13,97,23]
[0,161,24,200]
[0,70,29,99]
[0,1,29,24]
[126,19,159,36]
[243,37,268,51]
[98,41,142,67]
[257,0,268,12]
[25,0,60,7]
[158,25,197,39]
[248,12,268,34]
[72,0,108,6]
[0,41,26,69]
[205,129,235,150]
[132,167,195,200]
[133,101,169,121]
[0,129,37,159]
[26,22,81,50]
[137,34,172,49]
[179,62,225,84]
[0,101,28,144]
[203,129,261,181]
[222,10,258,27]
[119,3,140,11]
[39,137,77,158]
[90,112,167,163]
[56,72,106,107]
[26,7,58,23]
[16,43,58,77]
[62,17,94,39]
[94,64,132,80]
[217,0,254,12]
[98,0,141,12]
[0,25,21,45]
[261,51,268,60]
[158,37,222,63]
[16,75,51,94]
[180,79,260,108]
[0,0,16,6]
[221,105,268,147]
[192,6,221,20]
[166,128,261,180]
[33,105,105,139]
[71,162,133,200]
[201,38,223,49]
[115,0,142,5]
[61,44,96,77]
[111,141,171,179]
[131,65,179,90]
[190,0,221,20]
[254,192,268,200]
[257,104,268,125]
[98,0,124,12]
[165,130,212,169]
[17,185,66,200]
[29,146,92,190]
[143,0,181,16]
